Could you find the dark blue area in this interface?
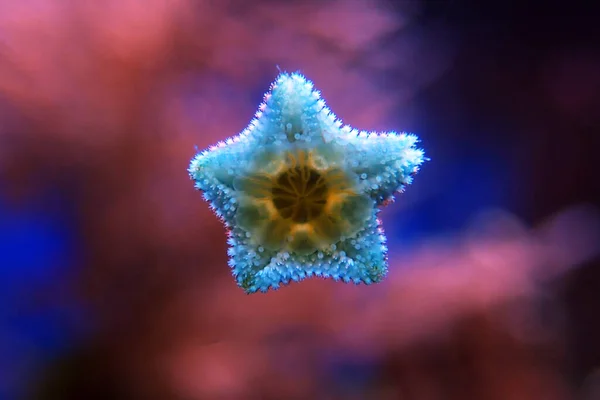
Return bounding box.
[0,202,68,284]
[325,352,379,396]
[0,190,80,396]
[386,151,512,248]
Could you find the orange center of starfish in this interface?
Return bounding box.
[271,166,328,223]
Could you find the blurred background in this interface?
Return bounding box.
[0,0,599,399]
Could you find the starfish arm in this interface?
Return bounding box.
[251,73,324,147]
[356,131,426,205]
[188,139,249,225]
[226,227,272,292]
[335,128,426,206]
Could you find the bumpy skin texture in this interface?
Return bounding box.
[189,73,426,293]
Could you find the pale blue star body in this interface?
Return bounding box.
[189,73,425,293]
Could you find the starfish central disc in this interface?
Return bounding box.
[271,166,328,223]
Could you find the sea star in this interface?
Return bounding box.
[189,72,426,293]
